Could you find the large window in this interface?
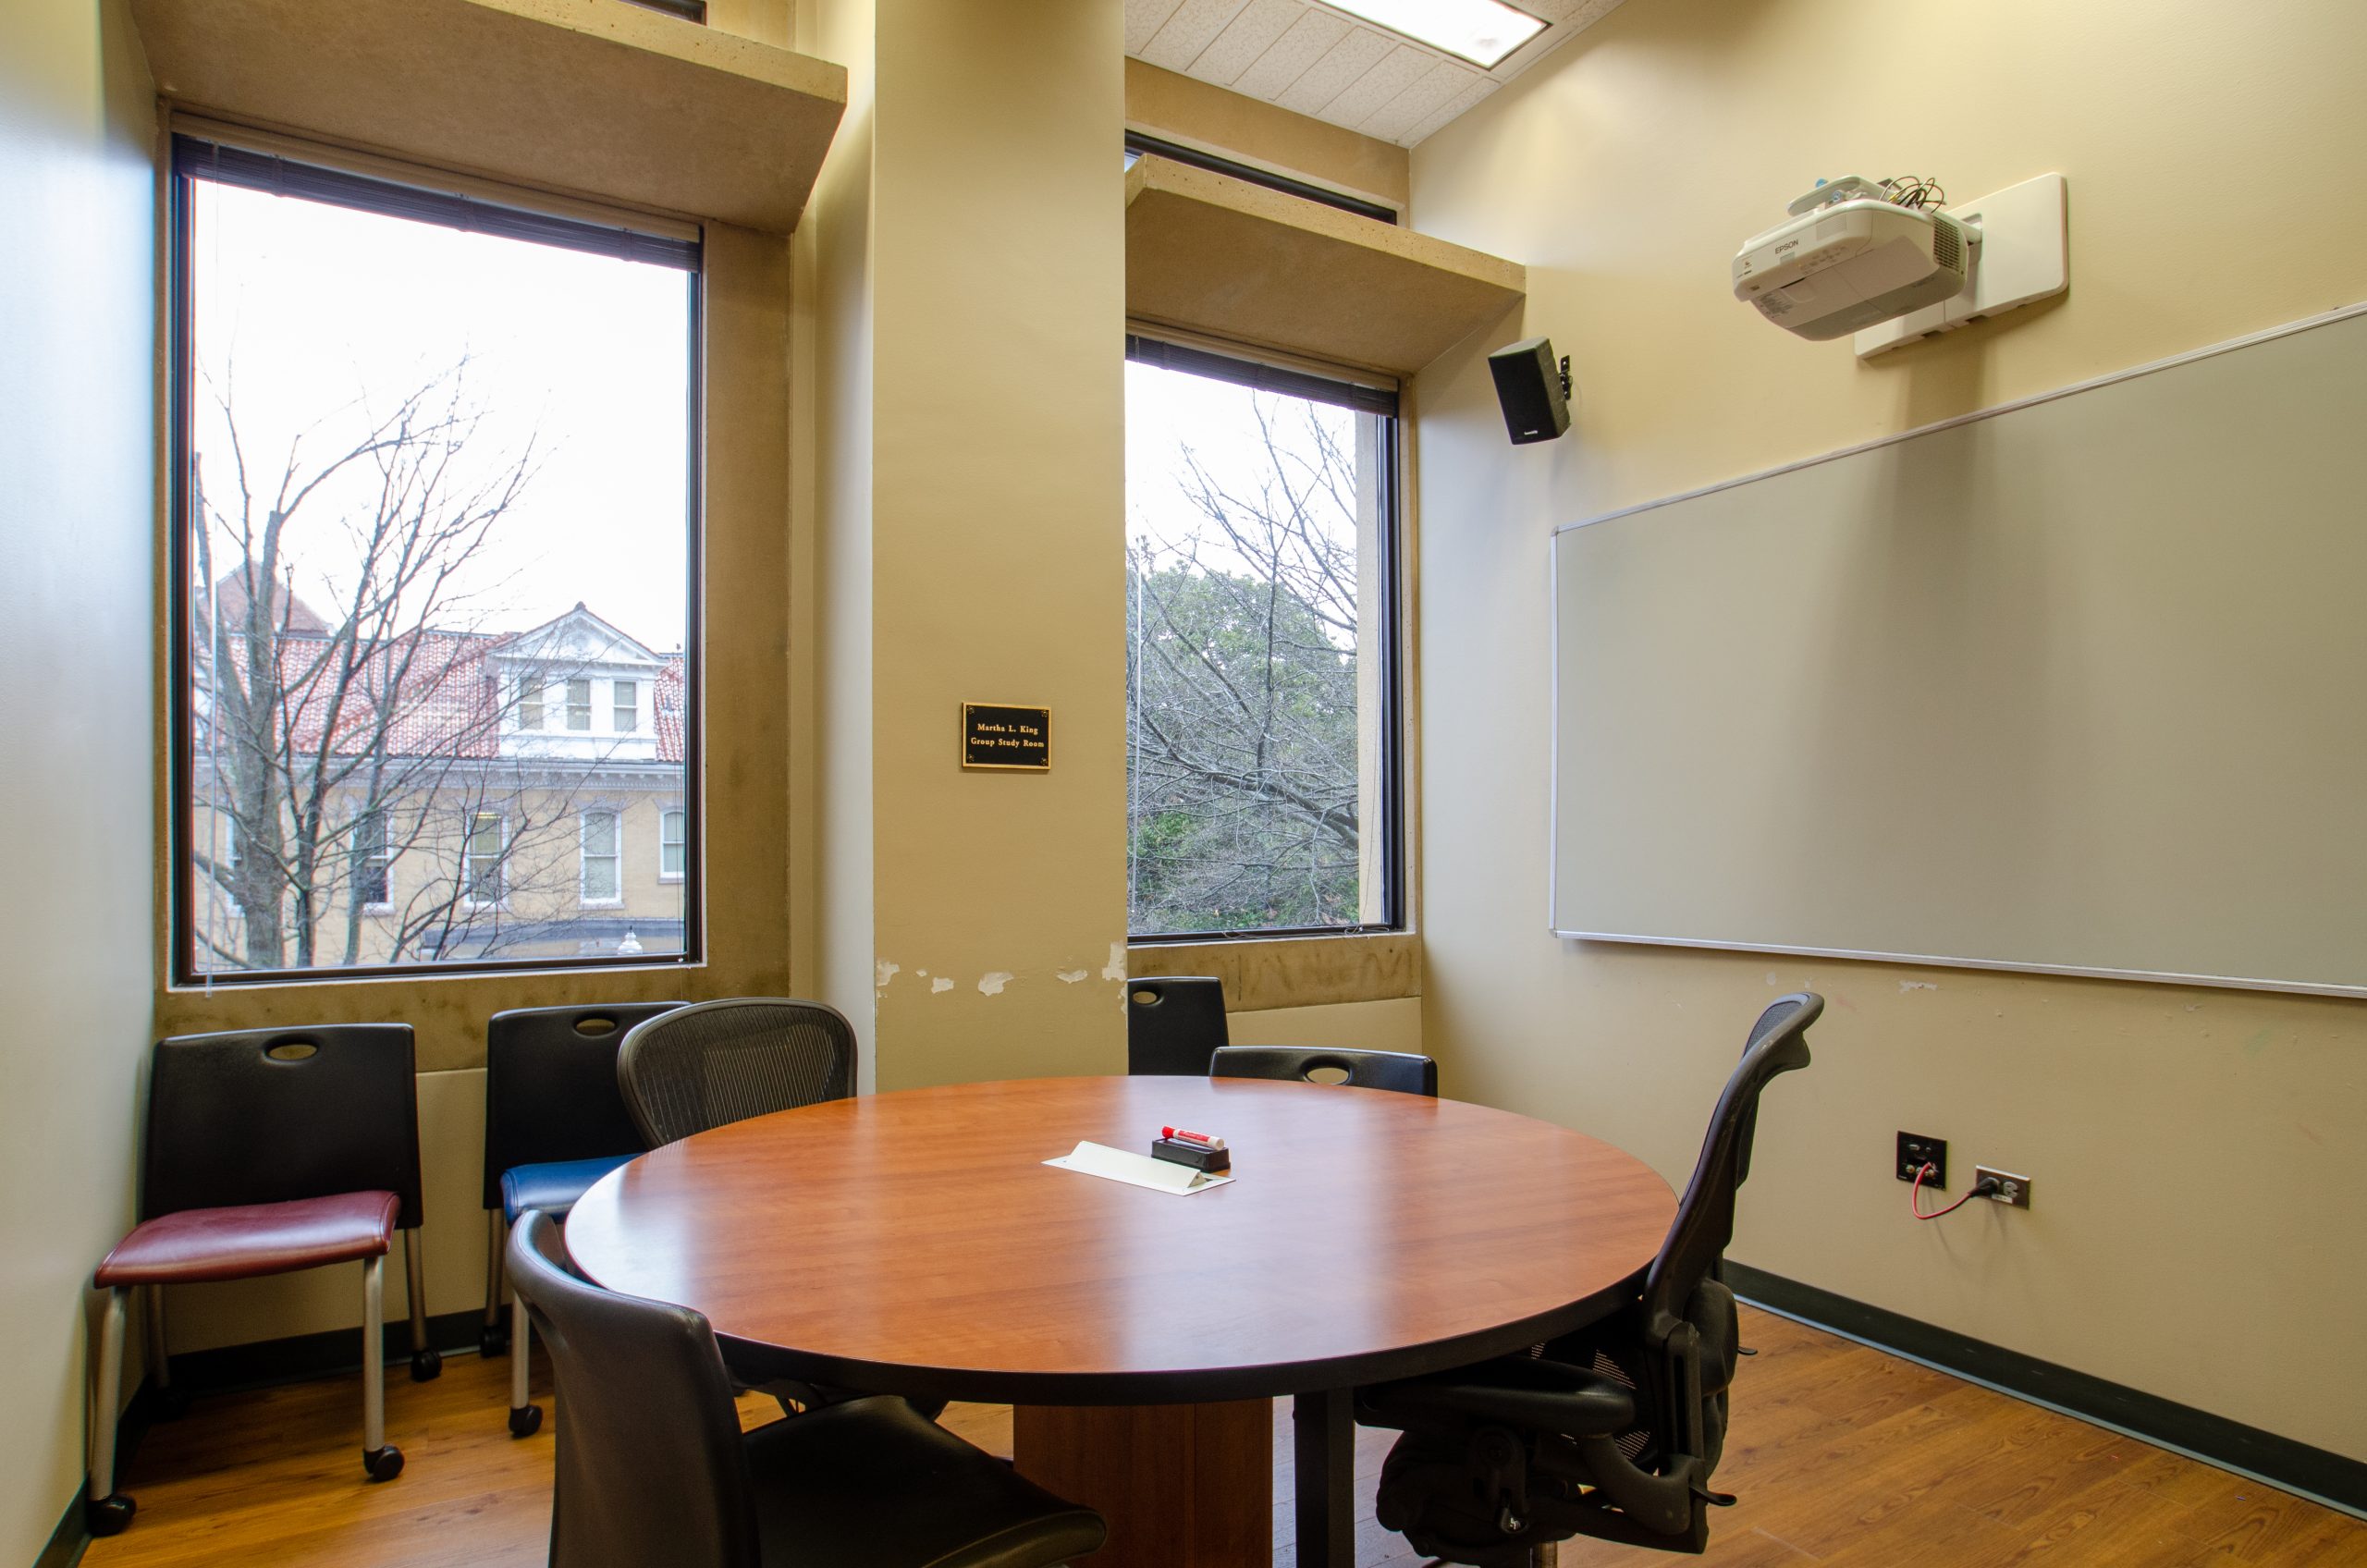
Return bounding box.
[1124,337,1403,939]
[172,134,701,980]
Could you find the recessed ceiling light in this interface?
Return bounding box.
[1323,0,1549,69]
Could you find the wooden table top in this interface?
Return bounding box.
[563,1074,1676,1403]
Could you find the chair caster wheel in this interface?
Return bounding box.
[154,1383,193,1421]
[410,1348,442,1382]
[479,1325,509,1358]
[508,1403,543,1439]
[363,1444,405,1482]
[85,1494,136,1536]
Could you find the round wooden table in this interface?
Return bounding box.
[566,1075,1675,1568]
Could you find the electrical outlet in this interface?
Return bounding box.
[1896,1132,1947,1187]
[1975,1167,2032,1207]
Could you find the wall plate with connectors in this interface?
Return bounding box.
[1975,1167,2033,1207]
[1896,1132,1946,1187]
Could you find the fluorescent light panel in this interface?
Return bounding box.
[1323,0,1548,69]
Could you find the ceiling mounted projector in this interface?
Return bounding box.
[1734,177,1972,340]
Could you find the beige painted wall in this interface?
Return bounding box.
[0,0,158,1555]
[1409,0,2367,1458]
[828,0,1131,1091]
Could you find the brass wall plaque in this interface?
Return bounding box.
[962,703,1051,771]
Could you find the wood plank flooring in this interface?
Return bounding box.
[82,1307,2363,1566]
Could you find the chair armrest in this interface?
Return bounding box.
[1360,1354,1637,1439]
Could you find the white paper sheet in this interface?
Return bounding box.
[1045,1140,1235,1194]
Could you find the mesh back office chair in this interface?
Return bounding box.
[616,998,855,1147]
[1126,975,1229,1076]
[505,1211,1108,1568]
[481,1000,681,1436]
[1359,994,1821,1566]
[1210,1045,1440,1097]
[85,1025,435,1535]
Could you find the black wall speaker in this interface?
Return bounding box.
[1488,337,1571,445]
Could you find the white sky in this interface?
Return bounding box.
[190,180,693,651]
[1124,358,1360,576]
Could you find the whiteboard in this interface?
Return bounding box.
[1551,305,2367,998]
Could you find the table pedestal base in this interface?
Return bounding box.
[1012,1400,1271,1568]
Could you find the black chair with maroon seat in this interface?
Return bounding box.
[85,1024,434,1537]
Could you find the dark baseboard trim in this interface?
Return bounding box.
[1727,1262,2367,1522]
[36,1487,88,1568]
[161,1307,481,1396]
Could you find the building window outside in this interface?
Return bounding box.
[353,811,392,909]
[462,812,506,906]
[659,808,686,882]
[171,133,701,981]
[1124,336,1403,939]
[580,810,621,905]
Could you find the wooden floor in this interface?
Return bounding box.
[84,1307,2362,1567]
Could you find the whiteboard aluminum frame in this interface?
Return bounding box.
[1547,300,2367,1001]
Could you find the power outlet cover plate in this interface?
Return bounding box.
[1975,1167,2033,1207]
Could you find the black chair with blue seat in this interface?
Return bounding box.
[84,1024,435,1536]
[1356,993,1821,1566]
[1210,1044,1440,1097]
[1125,974,1230,1076]
[481,999,681,1437]
[504,1209,1108,1568]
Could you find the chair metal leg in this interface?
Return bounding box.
[403,1228,440,1381]
[507,1292,541,1437]
[85,1288,134,1535]
[480,1212,509,1356]
[143,1284,190,1420]
[362,1256,404,1480]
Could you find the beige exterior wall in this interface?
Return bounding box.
[1408,0,2367,1458]
[0,0,158,1557]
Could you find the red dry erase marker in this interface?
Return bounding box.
[1160,1125,1225,1149]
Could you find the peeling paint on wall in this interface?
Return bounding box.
[931,976,953,994]
[1101,941,1127,982]
[978,971,1014,996]
[1899,979,1938,993]
[876,960,901,988]
[1056,968,1087,984]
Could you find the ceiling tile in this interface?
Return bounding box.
[1230,7,1353,100]
[1189,0,1306,85]
[1124,0,1188,57]
[1140,0,1257,74]
[1317,42,1436,128]
[1274,23,1394,116]
[1354,56,1481,143]
[1399,73,1500,146]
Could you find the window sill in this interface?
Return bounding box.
[1128,929,1418,1012]
[579,900,626,912]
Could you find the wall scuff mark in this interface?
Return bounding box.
[978,971,1014,996]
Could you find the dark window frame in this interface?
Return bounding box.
[1123,333,1407,944]
[1123,131,1400,225]
[166,133,707,986]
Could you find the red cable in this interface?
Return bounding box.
[1909,1162,1989,1220]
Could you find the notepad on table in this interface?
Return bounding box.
[1045,1140,1235,1194]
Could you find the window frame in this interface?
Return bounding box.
[659,806,687,884]
[578,807,623,909]
[460,811,509,910]
[1122,332,1407,945]
[165,129,707,986]
[612,678,639,733]
[351,808,393,913]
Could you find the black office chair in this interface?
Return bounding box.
[1210,1045,1439,1097]
[504,1210,1107,1568]
[617,998,855,1147]
[85,1024,436,1535]
[1357,993,1821,1566]
[1126,975,1229,1075]
[481,1000,681,1436]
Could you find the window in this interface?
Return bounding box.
[1124,335,1403,939]
[580,810,620,904]
[352,812,391,909]
[463,812,506,906]
[171,133,702,981]
[1122,133,1398,224]
[660,808,686,882]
